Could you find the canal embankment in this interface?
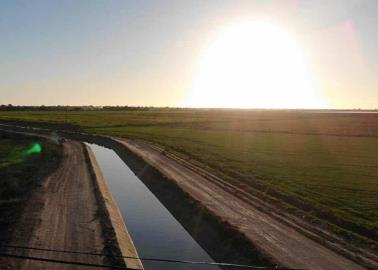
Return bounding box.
[113,138,367,270]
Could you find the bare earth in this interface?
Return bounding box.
[9,141,105,270]
[118,138,366,270]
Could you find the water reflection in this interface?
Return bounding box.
[87,143,219,270]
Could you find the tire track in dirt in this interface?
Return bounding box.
[9,142,105,270]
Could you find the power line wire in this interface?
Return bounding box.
[1,244,303,269]
[0,252,135,270]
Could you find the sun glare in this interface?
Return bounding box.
[185,21,325,109]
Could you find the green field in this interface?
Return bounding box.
[0,109,377,242]
[0,131,61,242]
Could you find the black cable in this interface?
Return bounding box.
[0,252,137,270]
[1,244,303,269]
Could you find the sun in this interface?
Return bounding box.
[185,21,325,109]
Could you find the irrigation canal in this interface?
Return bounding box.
[87,143,220,270]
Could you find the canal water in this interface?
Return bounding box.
[87,143,220,270]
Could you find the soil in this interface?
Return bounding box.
[5,142,107,270]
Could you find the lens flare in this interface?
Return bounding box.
[25,143,42,156]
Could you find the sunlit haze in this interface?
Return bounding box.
[1,0,378,109]
[185,21,325,109]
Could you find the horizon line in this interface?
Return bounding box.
[0,104,377,111]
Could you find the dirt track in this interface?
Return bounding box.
[117,138,366,270]
[9,142,105,270]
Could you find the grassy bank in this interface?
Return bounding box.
[0,131,62,243]
[0,109,377,242]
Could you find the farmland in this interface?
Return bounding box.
[0,109,377,242]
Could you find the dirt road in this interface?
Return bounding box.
[117,138,366,270]
[9,142,105,270]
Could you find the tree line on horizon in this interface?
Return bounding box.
[0,104,155,111]
[0,104,376,112]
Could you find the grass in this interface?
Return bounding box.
[0,131,62,242]
[0,109,377,241]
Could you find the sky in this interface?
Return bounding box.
[1,0,378,109]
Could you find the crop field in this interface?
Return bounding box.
[0,109,377,241]
[0,131,61,242]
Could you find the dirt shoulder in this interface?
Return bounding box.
[6,141,110,269]
[116,138,372,270]
[1,141,131,270]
